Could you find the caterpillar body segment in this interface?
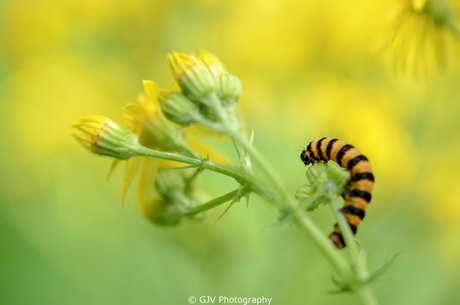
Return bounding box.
[300,138,374,249]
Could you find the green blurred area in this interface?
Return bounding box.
[1,0,460,304]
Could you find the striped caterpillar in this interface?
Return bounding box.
[300,138,374,249]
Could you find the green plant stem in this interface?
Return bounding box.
[183,168,204,197]
[356,285,379,305]
[182,188,251,217]
[227,130,292,204]
[329,197,378,305]
[329,198,372,281]
[293,209,352,281]
[232,140,254,175]
[177,143,201,159]
[133,145,274,202]
[329,197,361,269]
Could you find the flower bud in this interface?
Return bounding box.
[154,170,186,198]
[295,184,320,212]
[196,49,226,78]
[72,116,139,160]
[122,80,189,151]
[140,196,183,226]
[296,162,350,212]
[168,52,218,101]
[217,72,242,104]
[140,169,207,226]
[158,90,199,126]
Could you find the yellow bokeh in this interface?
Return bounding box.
[2,0,460,304]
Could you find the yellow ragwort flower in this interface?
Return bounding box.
[167,49,243,127]
[123,80,187,151]
[108,80,186,205]
[107,80,230,206]
[384,0,460,75]
[168,51,221,100]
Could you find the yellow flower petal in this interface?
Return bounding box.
[122,104,146,117]
[106,159,122,182]
[187,135,232,165]
[186,124,228,138]
[412,0,428,12]
[119,156,141,206]
[142,80,160,103]
[169,81,182,92]
[196,49,226,77]
[137,157,158,204]
[167,53,182,80]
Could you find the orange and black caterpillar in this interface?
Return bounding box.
[300,138,374,249]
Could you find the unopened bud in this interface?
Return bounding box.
[218,72,242,104]
[168,52,217,101]
[72,116,139,160]
[295,184,320,212]
[158,90,199,126]
[296,162,350,211]
[196,49,226,78]
[140,196,183,226]
[154,170,186,198]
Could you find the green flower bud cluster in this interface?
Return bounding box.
[141,168,207,226]
[295,162,350,212]
[161,50,243,129]
[168,52,218,101]
[122,80,190,155]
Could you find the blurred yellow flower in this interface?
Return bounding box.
[384,0,460,75]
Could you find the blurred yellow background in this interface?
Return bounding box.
[1,0,460,304]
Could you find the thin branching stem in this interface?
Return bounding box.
[133,145,274,202]
[293,209,353,281]
[227,130,293,204]
[182,188,251,217]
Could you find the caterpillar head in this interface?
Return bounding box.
[300,149,313,166]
